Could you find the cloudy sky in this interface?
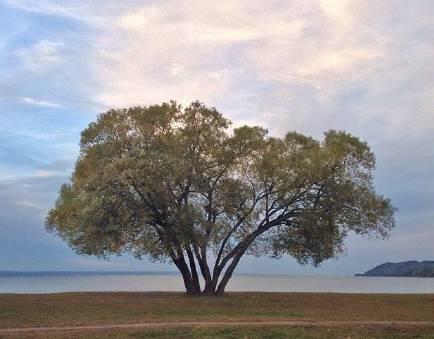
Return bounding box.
[0,0,433,275]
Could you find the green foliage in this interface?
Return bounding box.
[46,101,395,293]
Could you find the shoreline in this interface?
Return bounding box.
[2,274,434,295]
[2,290,434,296]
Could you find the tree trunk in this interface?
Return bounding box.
[215,247,247,296]
[213,228,267,296]
[180,268,197,295]
[186,247,201,293]
[193,245,214,295]
[172,253,201,295]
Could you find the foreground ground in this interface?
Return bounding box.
[0,292,433,338]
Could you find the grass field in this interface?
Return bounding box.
[1,292,433,338]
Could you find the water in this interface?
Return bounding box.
[0,271,433,294]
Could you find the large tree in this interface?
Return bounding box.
[46,101,395,296]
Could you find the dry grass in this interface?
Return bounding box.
[2,325,434,339]
[1,292,433,337]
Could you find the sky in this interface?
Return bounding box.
[0,0,433,275]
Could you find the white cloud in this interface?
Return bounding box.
[6,0,434,161]
[16,40,65,72]
[21,96,62,108]
[75,0,411,124]
[208,71,225,80]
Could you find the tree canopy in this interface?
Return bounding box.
[46,101,395,295]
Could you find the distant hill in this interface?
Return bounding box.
[356,261,434,277]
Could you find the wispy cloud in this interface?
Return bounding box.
[21,96,62,108]
[4,0,88,21]
[33,169,67,178]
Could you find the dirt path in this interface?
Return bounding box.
[1,320,434,334]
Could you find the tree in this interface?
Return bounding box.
[46,101,395,296]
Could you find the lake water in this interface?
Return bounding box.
[0,272,433,294]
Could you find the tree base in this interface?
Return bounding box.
[185,290,225,297]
